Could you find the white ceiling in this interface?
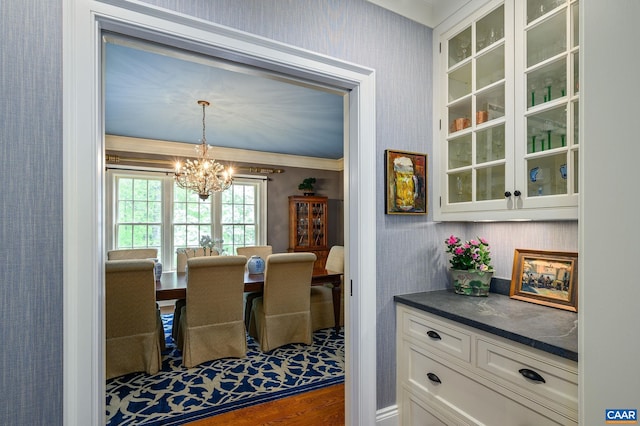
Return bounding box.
[366,0,471,28]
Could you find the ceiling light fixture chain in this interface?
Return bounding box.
[174,100,233,200]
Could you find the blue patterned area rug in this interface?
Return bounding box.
[106,314,344,425]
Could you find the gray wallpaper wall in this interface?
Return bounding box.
[1,0,578,423]
[1,0,63,424]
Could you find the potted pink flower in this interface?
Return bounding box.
[445,235,494,296]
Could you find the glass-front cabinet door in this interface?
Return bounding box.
[434,0,579,221]
[441,1,513,214]
[515,0,579,211]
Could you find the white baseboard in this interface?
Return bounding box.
[377,404,398,426]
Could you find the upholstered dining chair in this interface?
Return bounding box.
[236,245,273,329]
[176,255,248,368]
[248,252,316,352]
[105,259,165,379]
[310,245,344,331]
[107,248,158,260]
[176,247,219,273]
[236,245,273,260]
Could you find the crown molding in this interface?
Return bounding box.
[105,135,344,171]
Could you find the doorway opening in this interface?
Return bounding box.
[63,3,377,424]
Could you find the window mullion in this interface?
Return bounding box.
[163,176,174,270]
[212,192,222,248]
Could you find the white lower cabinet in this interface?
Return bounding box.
[397,304,578,425]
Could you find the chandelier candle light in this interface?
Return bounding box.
[174,100,233,200]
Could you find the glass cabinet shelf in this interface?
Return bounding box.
[527,0,566,25]
[477,46,505,90]
[448,27,472,68]
[448,63,472,101]
[527,58,566,108]
[476,5,505,53]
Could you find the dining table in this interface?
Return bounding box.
[156,269,343,332]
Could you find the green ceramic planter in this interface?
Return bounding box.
[450,269,493,296]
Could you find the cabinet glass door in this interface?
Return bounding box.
[295,201,309,247]
[446,3,506,205]
[310,202,326,247]
[521,0,579,202]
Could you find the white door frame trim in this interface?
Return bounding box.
[63,1,377,424]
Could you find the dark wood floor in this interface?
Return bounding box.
[186,383,345,426]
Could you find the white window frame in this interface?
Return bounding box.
[106,169,267,270]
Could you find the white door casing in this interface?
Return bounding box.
[63,0,377,424]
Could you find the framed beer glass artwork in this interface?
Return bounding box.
[385,149,427,215]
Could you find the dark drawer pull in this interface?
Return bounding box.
[426,330,441,340]
[519,368,546,383]
[426,372,441,384]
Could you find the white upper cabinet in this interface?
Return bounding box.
[433,0,579,221]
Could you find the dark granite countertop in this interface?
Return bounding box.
[394,290,578,362]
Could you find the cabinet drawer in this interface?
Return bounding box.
[406,342,575,425]
[401,308,471,363]
[476,338,578,414]
[400,387,455,426]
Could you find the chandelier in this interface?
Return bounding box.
[174,100,233,200]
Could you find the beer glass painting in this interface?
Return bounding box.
[385,150,427,215]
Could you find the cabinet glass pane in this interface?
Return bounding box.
[526,153,567,196]
[573,150,579,193]
[527,106,566,153]
[527,0,565,24]
[476,45,505,90]
[448,171,472,203]
[476,84,505,122]
[572,100,579,145]
[476,124,505,163]
[476,164,506,201]
[476,5,504,53]
[448,98,472,134]
[296,202,309,247]
[572,52,579,95]
[449,62,472,101]
[449,27,472,68]
[311,202,325,246]
[527,10,566,67]
[527,58,566,108]
[448,134,472,169]
[572,1,579,47]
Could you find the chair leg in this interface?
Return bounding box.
[172,298,185,342]
[244,292,261,332]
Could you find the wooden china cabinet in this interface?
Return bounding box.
[288,195,329,269]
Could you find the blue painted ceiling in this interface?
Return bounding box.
[104,38,345,160]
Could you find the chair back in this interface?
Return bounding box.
[325,245,344,273]
[105,259,163,378]
[236,245,273,259]
[176,247,219,272]
[185,256,247,326]
[263,252,316,316]
[250,252,316,351]
[107,248,158,260]
[179,255,248,366]
[310,246,345,331]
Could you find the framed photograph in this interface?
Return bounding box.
[385,149,427,215]
[510,249,578,312]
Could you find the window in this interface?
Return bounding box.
[107,170,266,270]
[113,176,163,259]
[221,182,257,256]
